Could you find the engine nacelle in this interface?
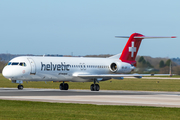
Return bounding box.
[109,62,135,73]
[109,62,118,73]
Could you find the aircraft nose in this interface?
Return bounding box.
[2,66,12,78]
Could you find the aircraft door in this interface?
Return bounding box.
[27,58,36,75]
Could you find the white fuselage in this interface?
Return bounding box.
[2,56,133,82]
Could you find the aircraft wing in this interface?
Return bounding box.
[74,74,171,79]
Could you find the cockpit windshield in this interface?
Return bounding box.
[19,63,26,66]
[12,62,19,65]
[8,62,27,67]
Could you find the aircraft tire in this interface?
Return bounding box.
[59,83,64,90]
[64,83,69,90]
[95,84,100,91]
[60,83,69,90]
[90,84,94,91]
[18,85,23,90]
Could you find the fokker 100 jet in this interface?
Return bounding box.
[2,33,176,91]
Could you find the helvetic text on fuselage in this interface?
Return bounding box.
[41,62,70,71]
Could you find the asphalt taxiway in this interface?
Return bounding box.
[0,88,180,108]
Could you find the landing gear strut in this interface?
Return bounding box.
[17,84,23,90]
[90,80,100,91]
[59,81,69,90]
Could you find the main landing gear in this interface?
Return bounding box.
[90,80,100,91]
[17,84,23,90]
[59,81,69,90]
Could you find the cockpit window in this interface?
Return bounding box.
[11,62,19,65]
[8,62,27,67]
[19,62,27,66]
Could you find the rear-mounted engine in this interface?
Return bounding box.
[110,63,118,72]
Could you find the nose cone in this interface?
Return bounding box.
[2,66,12,79]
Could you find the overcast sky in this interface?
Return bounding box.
[0,0,179,58]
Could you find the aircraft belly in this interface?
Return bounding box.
[70,77,93,82]
[24,71,73,81]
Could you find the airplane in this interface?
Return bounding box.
[2,33,176,91]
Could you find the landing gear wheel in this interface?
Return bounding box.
[59,83,69,90]
[90,84,100,91]
[60,83,64,90]
[94,84,100,91]
[17,85,23,90]
[64,83,69,90]
[90,84,94,91]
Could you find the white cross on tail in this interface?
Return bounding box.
[129,42,136,57]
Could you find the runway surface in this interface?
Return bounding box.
[0,88,180,108]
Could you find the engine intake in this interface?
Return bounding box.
[110,63,118,72]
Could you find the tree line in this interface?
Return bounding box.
[137,56,180,75]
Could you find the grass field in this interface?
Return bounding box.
[0,99,180,120]
[1,74,180,91]
[1,74,180,119]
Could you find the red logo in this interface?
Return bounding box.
[22,70,25,74]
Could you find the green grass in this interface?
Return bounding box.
[1,75,180,119]
[0,99,180,120]
[1,74,180,91]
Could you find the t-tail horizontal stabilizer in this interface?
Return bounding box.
[115,33,176,66]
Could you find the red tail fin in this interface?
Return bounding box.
[119,33,144,65]
[116,33,176,66]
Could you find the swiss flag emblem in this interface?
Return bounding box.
[129,42,136,57]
